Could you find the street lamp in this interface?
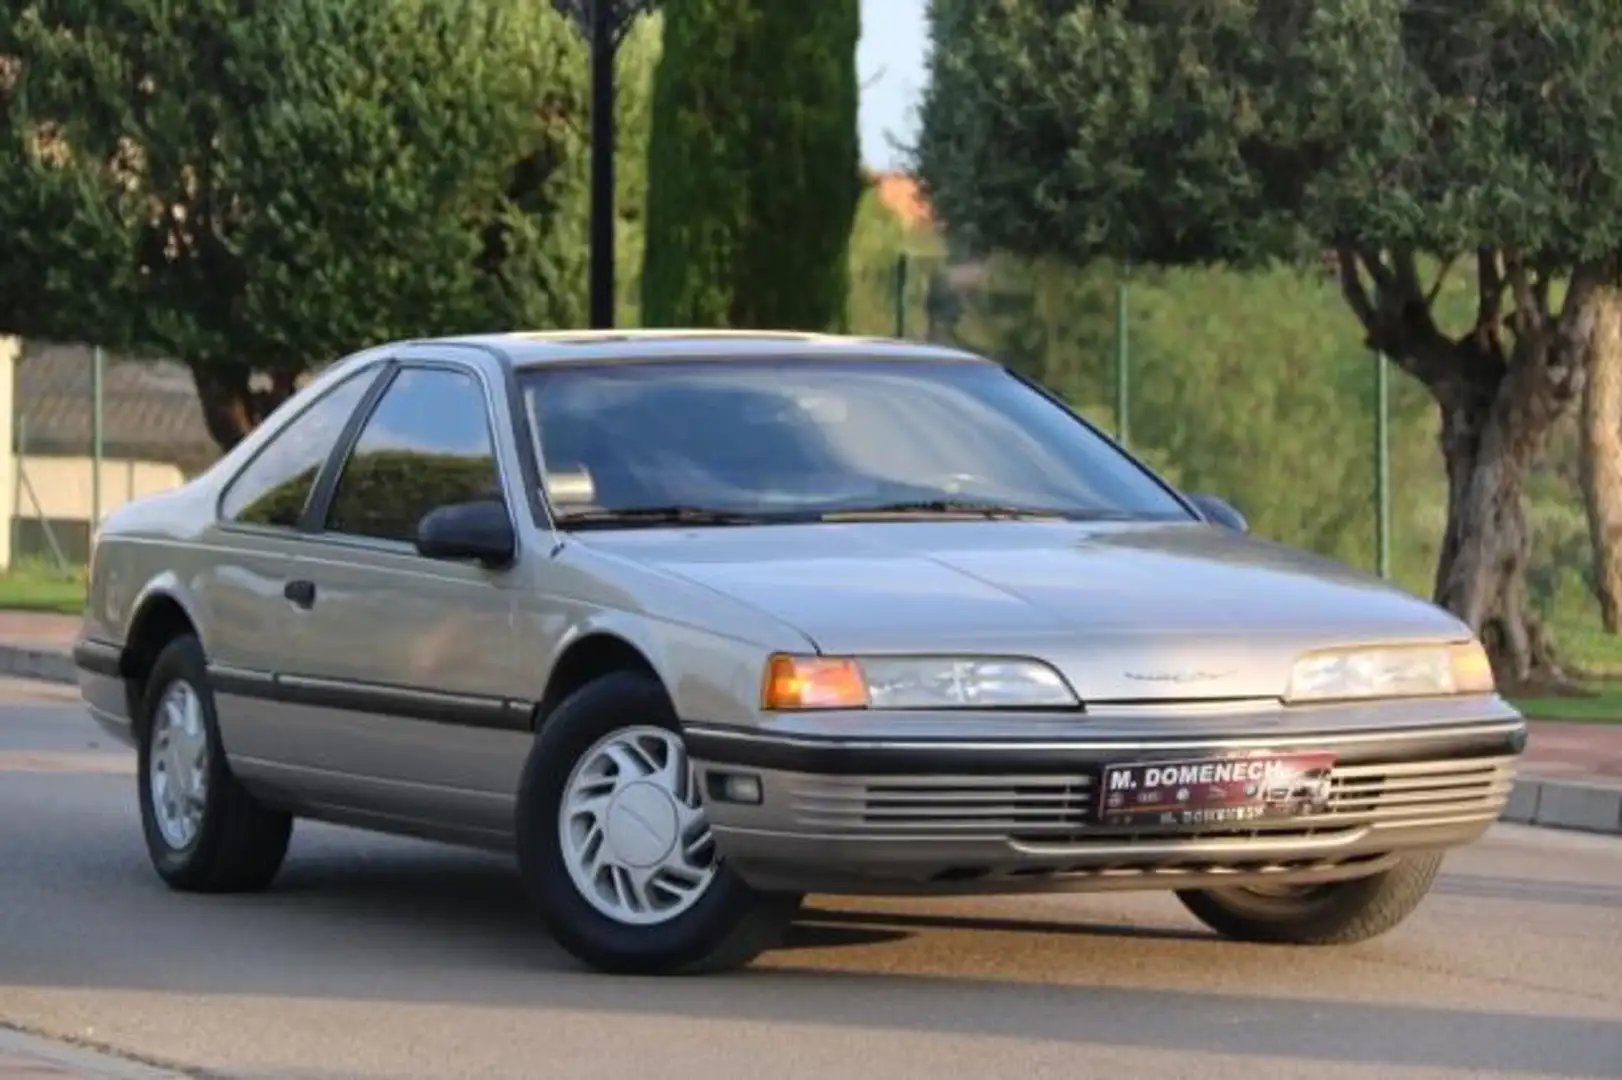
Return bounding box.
[554,0,658,329]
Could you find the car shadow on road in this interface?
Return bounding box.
[9,838,1604,1079]
[1434,871,1622,909]
[792,905,1208,944]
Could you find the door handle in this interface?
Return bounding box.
[283,579,317,610]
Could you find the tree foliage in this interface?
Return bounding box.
[641,0,861,330]
[0,0,655,451]
[916,0,1622,685]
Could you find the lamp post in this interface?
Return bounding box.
[555,0,657,329]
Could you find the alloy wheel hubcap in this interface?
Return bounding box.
[149,680,210,850]
[559,726,718,926]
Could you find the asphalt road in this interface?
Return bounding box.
[2,676,1619,1080]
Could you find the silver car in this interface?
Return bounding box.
[72,330,1525,975]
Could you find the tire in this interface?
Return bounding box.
[515,670,801,975]
[135,634,293,892]
[1175,853,1444,945]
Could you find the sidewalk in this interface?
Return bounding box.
[0,610,1618,835]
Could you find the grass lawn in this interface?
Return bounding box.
[0,558,86,616]
[1509,684,1622,724]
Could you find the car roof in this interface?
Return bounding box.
[396,329,989,369]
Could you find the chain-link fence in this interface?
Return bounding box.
[6,339,217,571]
[849,252,1592,631]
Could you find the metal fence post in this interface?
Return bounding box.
[893,253,910,339]
[1375,349,1391,579]
[11,415,21,566]
[1114,265,1130,446]
[91,345,103,532]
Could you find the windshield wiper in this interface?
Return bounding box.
[555,505,792,529]
[815,499,1077,521]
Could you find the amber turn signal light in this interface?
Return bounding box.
[761,655,869,710]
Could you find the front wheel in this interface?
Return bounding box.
[515,670,801,975]
[1175,853,1444,945]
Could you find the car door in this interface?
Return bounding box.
[199,363,387,773]
[275,357,529,839]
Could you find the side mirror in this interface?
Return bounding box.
[415,498,516,568]
[1187,493,1249,533]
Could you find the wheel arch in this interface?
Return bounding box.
[119,578,204,728]
[534,630,666,731]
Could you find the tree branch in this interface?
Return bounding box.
[1334,246,1375,331]
[1332,245,1464,391]
[1355,246,1395,300]
[1392,246,1424,304]
[1533,265,1552,317]
[1504,249,1544,338]
[1476,247,1502,327]
[1425,253,1458,309]
[1475,246,1505,358]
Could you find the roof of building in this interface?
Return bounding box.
[15,342,219,468]
[870,171,934,230]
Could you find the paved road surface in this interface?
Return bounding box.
[2,676,1619,1080]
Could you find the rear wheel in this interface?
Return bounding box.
[1175,853,1444,945]
[516,670,800,975]
[136,635,293,892]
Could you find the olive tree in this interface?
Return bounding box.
[916,0,1622,685]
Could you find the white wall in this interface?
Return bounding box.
[15,455,186,524]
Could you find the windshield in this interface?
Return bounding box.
[519,357,1193,524]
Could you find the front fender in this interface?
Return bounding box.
[546,610,777,726]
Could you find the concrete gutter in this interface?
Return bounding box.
[1,642,1617,838]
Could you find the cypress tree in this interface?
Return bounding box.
[641,0,859,330]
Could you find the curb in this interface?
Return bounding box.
[0,644,76,686]
[0,1026,188,1080]
[1502,776,1622,836]
[0,641,1617,837]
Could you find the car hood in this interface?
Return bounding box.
[577,521,1470,702]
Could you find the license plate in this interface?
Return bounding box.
[1096,751,1337,828]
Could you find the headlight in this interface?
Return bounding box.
[1285,641,1495,703]
[762,654,1078,711]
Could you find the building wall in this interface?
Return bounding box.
[16,454,186,522]
[2,334,204,568]
[9,454,187,568]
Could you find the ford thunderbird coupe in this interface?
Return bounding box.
[72,330,1526,975]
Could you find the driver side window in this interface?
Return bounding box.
[323,366,503,544]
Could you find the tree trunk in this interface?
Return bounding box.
[1578,286,1622,634]
[187,361,301,453]
[1432,358,1569,691]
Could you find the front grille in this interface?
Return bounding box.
[792,774,1096,835]
[787,755,1515,841]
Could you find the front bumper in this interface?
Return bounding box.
[686,695,1526,896]
[71,636,136,748]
